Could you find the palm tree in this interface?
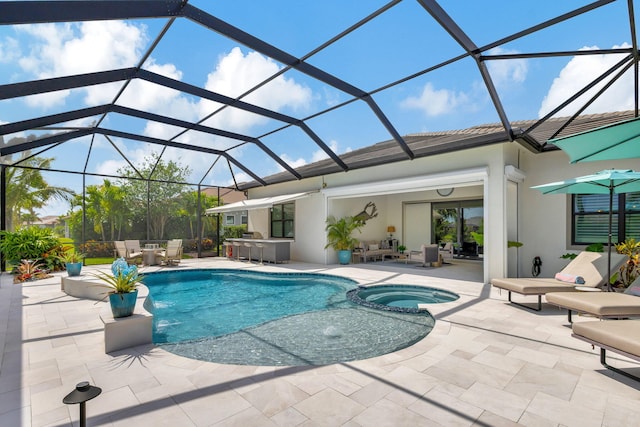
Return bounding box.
[4,153,74,231]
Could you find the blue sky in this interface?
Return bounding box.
[0,0,637,216]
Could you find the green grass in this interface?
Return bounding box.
[85,257,115,266]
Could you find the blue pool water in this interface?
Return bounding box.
[144,269,355,343]
[142,269,438,366]
[348,285,459,313]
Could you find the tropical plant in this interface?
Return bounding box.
[13,259,50,283]
[561,243,604,260]
[177,191,220,239]
[325,215,363,251]
[615,238,640,288]
[93,269,144,295]
[57,246,86,264]
[0,226,63,265]
[2,148,74,231]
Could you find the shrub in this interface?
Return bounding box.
[0,226,64,268]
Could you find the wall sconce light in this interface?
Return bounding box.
[387,226,395,238]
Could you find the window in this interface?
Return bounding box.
[241,215,248,225]
[225,215,235,225]
[572,192,640,244]
[271,202,295,238]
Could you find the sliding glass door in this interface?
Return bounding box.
[432,199,483,257]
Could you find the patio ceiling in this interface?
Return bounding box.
[1,0,639,190]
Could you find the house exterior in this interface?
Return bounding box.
[231,111,638,284]
[202,187,247,227]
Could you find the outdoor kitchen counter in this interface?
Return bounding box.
[224,238,293,263]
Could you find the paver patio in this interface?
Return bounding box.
[1,258,639,426]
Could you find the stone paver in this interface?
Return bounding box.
[1,258,639,426]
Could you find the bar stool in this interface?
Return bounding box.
[243,242,253,263]
[254,242,264,265]
[232,241,242,261]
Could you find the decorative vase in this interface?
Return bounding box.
[337,250,352,265]
[108,290,138,318]
[66,262,83,277]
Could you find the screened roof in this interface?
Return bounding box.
[1,0,639,193]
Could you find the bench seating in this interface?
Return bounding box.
[572,320,640,381]
[491,252,626,311]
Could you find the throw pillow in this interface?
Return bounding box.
[369,243,379,251]
[555,272,585,284]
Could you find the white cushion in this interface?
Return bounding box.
[369,244,379,251]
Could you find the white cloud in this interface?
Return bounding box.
[401,82,470,117]
[486,47,528,87]
[0,36,20,62]
[14,21,147,108]
[199,47,312,132]
[538,43,634,117]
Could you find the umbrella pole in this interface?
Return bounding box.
[607,186,613,292]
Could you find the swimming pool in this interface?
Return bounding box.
[143,269,436,366]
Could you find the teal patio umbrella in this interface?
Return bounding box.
[549,116,640,163]
[531,169,640,291]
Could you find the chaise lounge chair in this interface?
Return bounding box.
[572,319,640,382]
[546,277,640,323]
[491,251,626,311]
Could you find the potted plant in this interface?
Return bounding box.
[325,215,363,265]
[397,245,406,254]
[94,263,144,318]
[59,248,86,277]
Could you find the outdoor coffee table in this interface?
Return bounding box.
[385,252,408,264]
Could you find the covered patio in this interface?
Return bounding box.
[1,259,638,426]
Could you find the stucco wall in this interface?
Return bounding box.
[249,143,513,283]
[518,149,638,278]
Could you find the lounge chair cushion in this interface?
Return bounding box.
[491,278,577,295]
[572,320,640,358]
[546,292,640,317]
[555,272,585,284]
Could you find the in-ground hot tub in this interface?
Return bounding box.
[347,285,459,314]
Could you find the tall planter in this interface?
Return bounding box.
[109,290,138,318]
[337,250,352,265]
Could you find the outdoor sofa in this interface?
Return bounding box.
[356,240,394,263]
[572,319,640,382]
[491,251,626,311]
[546,278,640,323]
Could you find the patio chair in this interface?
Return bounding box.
[124,240,143,264]
[546,277,640,323]
[491,251,626,311]
[572,319,640,382]
[439,242,454,262]
[115,240,141,265]
[408,244,440,267]
[158,239,183,266]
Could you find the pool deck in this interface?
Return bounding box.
[1,258,639,426]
